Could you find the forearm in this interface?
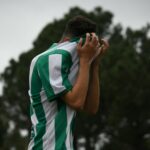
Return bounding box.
[61,33,102,111]
[83,65,100,114]
[62,59,90,110]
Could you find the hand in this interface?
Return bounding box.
[77,33,99,65]
[92,38,109,66]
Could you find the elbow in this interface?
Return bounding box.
[69,99,85,111]
[73,102,84,111]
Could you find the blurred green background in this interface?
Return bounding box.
[0,6,150,150]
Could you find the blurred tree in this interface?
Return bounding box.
[99,25,150,150]
[0,6,150,150]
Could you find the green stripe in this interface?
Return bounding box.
[55,100,67,150]
[61,52,73,90]
[33,123,46,150]
[70,35,86,45]
[31,64,46,149]
[49,43,57,49]
[30,104,33,116]
[30,63,42,94]
[31,65,46,122]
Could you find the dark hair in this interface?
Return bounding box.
[63,15,97,38]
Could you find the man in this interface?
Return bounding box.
[28,16,109,150]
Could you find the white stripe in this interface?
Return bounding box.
[49,54,65,94]
[65,106,75,150]
[58,42,77,58]
[42,120,55,150]
[58,41,79,86]
[30,96,38,125]
[31,113,38,126]
[39,89,48,102]
[41,90,57,150]
[40,90,57,123]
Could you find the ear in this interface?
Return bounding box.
[63,37,71,42]
[59,36,71,43]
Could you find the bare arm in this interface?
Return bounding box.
[83,38,109,114]
[61,33,99,110]
[61,59,90,110]
[83,64,100,114]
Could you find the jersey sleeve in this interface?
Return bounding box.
[37,50,73,101]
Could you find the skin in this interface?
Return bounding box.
[61,33,109,114]
[83,34,109,114]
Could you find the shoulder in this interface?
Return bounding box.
[36,50,72,69]
[58,41,77,56]
[31,42,76,67]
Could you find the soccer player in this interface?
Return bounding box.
[28,16,109,150]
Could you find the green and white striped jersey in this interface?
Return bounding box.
[28,40,79,150]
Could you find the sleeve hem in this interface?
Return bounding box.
[47,86,72,102]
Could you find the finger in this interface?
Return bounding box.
[96,42,100,49]
[91,33,98,45]
[98,47,103,55]
[99,45,106,55]
[85,33,91,44]
[101,39,109,50]
[96,47,102,56]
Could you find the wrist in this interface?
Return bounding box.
[80,58,91,67]
[91,64,99,73]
